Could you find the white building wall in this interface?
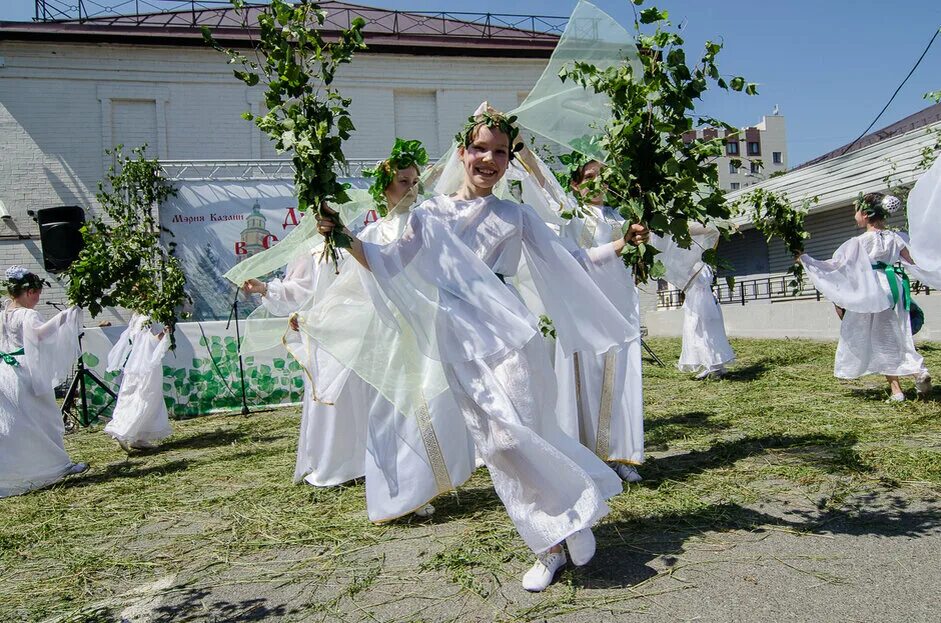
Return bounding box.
[0,41,546,320]
[714,113,788,191]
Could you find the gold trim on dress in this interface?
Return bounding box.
[594,347,617,459]
[414,395,453,495]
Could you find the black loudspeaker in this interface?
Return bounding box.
[36,206,85,273]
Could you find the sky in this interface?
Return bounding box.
[3,0,940,166]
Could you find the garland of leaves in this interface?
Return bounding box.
[203,0,366,270]
[65,145,188,337]
[455,111,524,158]
[560,1,756,282]
[736,187,814,294]
[363,138,429,217]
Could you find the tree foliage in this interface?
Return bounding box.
[203,0,367,269]
[560,0,756,282]
[736,188,815,294]
[66,145,188,336]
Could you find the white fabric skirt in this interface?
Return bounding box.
[443,336,622,554]
[835,297,926,379]
[295,374,368,487]
[0,364,74,497]
[678,270,735,373]
[364,387,474,522]
[104,370,172,447]
[555,340,644,465]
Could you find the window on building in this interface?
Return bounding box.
[750,161,761,174]
[726,142,739,155]
[748,142,760,155]
[772,151,782,164]
[730,182,741,190]
[729,162,738,175]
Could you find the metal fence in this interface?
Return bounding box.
[657,272,933,309]
[33,0,568,42]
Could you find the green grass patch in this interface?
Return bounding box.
[1,338,939,622]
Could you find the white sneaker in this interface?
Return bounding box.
[886,393,905,403]
[522,549,566,592]
[694,367,725,380]
[916,372,932,397]
[564,527,596,567]
[413,503,435,518]
[130,440,156,450]
[66,462,89,475]
[610,462,642,483]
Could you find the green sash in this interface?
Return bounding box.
[872,262,911,311]
[0,347,24,366]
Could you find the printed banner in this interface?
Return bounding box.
[82,320,304,419]
[160,180,375,321]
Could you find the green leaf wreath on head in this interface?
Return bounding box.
[556,135,604,191]
[363,138,429,217]
[455,110,524,159]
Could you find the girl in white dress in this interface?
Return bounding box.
[800,193,931,401]
[675,224,735,380]
[243,140,458,519]
[0,266,87,497]
[104,312,172,450]
[314,113,645,592]
[548,158,645,483]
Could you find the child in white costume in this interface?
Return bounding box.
[528,157,645,484]
[800,192,932,401]
[241,141,464,519]
[104,312,172,450]
[314,112,645,592]
[0,267,87,497]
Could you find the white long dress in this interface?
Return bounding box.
[293,210,475,521]
[802,230,926,378]
[0,304,83,498]
[104,314,172,447]
[554,204,644,465]
[677,265,735,373]
[312,194,629,554]
[261,251,368,487]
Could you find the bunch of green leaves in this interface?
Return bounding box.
[363,138,429,216]
[736,187,814,295]
[66,145,188,338]
[559,1,756,282]
[203,0,366,269]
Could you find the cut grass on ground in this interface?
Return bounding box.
[1,338,940,622]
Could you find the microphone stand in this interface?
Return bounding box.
[58,317,118,428]
[225,287,251,416]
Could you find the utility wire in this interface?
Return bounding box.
[839,25,940,156]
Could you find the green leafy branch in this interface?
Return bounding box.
[560,0,757,282]
[736,187,814,295]
[65,145,189,341]
[202,0,367,269]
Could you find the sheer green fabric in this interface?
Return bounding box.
[510,0,640,162]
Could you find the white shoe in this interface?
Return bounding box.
[117,439,131,453]
[916,372,932,397]
[414,503,435,518]
[66,462,89,475]
[522,549,567,592]
[886,393,905,403]
[610,462,642,483]
[694,367,725,380]
[130,440,156,450]
[564,527,596,567]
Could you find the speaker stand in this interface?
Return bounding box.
[61,332,118,429]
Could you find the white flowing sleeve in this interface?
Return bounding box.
[262,254,319,317]
[360,207,537,363]
[896,231,941,290]
[800,238,892,313]
[519,205,636,356]
[649,227,719,293]
[907,155,941,272]
[106,312,143,373]
[23,306,83,395]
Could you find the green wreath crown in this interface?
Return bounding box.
[556,135,604,190]
[363,138,429,216]
[3,266,49,294]
[454,111,524,160]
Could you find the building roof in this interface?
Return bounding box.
[727,109,940,226]
[795,102,941,170]
[0,1,563,58]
